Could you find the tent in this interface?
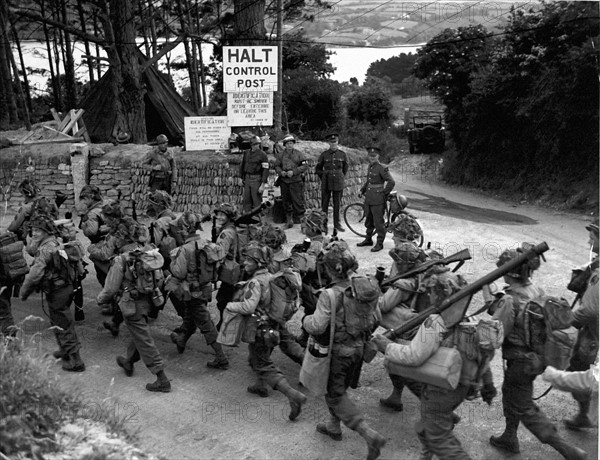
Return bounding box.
[80,62,197,145]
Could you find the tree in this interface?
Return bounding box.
[366,53,417,85]
[346,78,393,126]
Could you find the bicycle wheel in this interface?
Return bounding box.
[343,202,367,238]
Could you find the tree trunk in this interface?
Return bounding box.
[76,0,95,83]
[40,0,60,110]
[60,0,77,110]
[178,0,198,111]
[234,0,266,45]
[147,0,158,57]
[10,25,32,114]
[7,37,30,129]
[2,41,18,124]
[92,12,102,80]
[138,0,152,59]
[194,4,207,107]
[0,0,11,129]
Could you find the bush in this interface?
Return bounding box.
[346,82,393,126]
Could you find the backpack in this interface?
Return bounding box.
[267,269,302,325]
[521,296,578,370]
[0,232,29,281]
[52,240,85,284]
[194,241,219,285]
[567,260,598,296]
[126,246,165,295]
[151,222,177,263]
[341,275,381,339]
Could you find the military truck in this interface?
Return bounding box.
[407,115,445,154]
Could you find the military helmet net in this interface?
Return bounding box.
[389,242,427,266]
[390,214,421,244]
[214,202,238,220]
[177,211,200,235]
[18,179,40,198]
[114,217,141,242]
[147,190,173,210]
[302,209,327,234]
[496,242,541,279]
[322,241,358,276]
[101,201,123,219]
[416,271,468,315]
[80,185,102,201]
[242,242,271,266]
[29,214,57,235]
[272,247,292,263]
[261,224,287,250]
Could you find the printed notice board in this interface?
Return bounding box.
[223,46,278,92]
[184,116,230,150]
[227,92,273,127]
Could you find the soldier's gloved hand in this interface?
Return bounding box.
[371,334,393,353]
[481,383,497,405]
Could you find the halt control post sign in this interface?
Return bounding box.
[227,92,273,127]
[184,116,230,151]
[223,46,278,92]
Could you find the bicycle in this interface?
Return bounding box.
[343,191,425,247]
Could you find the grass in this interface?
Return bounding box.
[0,316,136,459]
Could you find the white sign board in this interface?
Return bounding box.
[227,92,273,127]
[223,46,278,92]
[184,116,230,150]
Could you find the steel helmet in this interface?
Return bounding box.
[302,209,327,234]
[156,134,169,144]
[242,242,271,266]
[177,211,201,235]
[114,217,140,243]
[29,214,57,235]
[250,136,262,145]
[272,247,293,263]
[261,224,287,250]
[214,202,238,221]
[80,185,102,202]
[322,241,358,276]
[417,271,468,319]
[390,214,421,243]
[18,179,39,198]
[389,242,427,266]
[101,201,123,219]
[496,243,540,280]
[282,134,296,145]
[147,190,173,210]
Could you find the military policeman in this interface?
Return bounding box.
[240,136,269,214]
[142,134,177,194]
[274,134,308,228]
[356,147,395,252]
[315,133,348,233]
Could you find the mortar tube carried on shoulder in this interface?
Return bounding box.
[382,241,550,341]
[235,201,272,226]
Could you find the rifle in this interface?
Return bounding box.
[381,248,472,288]
[211,214,218,243]
[131,194,138,222]
[235,201,272,226]
[382,241,550,341]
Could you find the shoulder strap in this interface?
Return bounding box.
[325,288,338,349]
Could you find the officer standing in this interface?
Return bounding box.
[487,245,587,459]
[564,221,599,430]
[357,147,395,252]
[274,134,308,228]
[315,133,348,233]
[142,134,177,194]
[240,136,269,214]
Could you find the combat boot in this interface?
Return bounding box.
[355,421,387,460]
[489,432,520,454]
[286,215,294,229]
[206,342,229,370]
[103,320,119,337]
[146,370,171,393]
[170,332,187,354]
[371,239,384,252]
[565,401,596,430]
[334,223,345,232]
[357,238,373,247]
[275,379,307,421]
[53,349,68,360]
[116,355,134,377]
[247,381,269,398]
[546,434,588,460]
[316,414,342,441]
[379,386,404,411]
[62,352,85,372]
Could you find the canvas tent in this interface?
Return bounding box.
[80,63,197,145]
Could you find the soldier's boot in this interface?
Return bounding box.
[357,237,373,247]
[170,331,188,354]
[62,352,85,372]
[206,342,229,370]
[546,434,588,460]
[334,222,345,232]
[275,379,307,421]
[316,414,342,441]
[355,421,387,460]
[146,370,171,393]
[116,355,134,377]
[371,238,384,253]
[53,349,68,360]
[103,320,120,337]
[489,421,520,454]
[418,447,433,460]
[286,214,294,229]
[565,401,596,430]
[379,385,404,411]
[247,380,269,398]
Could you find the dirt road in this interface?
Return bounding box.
[9,162,598,460]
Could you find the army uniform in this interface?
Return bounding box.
[488,261,586,459]
[20,226,84,371]
[8,197,59,243]
[274,141,308,225]
[79,200,108,244]
[240,140,269,214]
[97,247,170,392]
[315,135,348,231]
[168,233,229,368]
[215,220,239,330]
[358,149,395,252]
[0,280,15,337]
[142,144,177,194]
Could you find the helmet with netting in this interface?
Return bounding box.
[214,202,238,221]
[272,247,293,263]
[147,190,173,210]
[389,242,427,267]
[261,224,287,250]
[80,185,102,202]
[302,209,327,234]
[496,242,541,280]
[321,240,358,277]
[114,217,141,243]
[29,214,57,235]
[415,271,468,316]
[390,213,421,244]
[18,179,40,198]
[242,241,271,266]
[177,211,201,235]
[101,200,123,219]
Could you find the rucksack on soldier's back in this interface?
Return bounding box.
[52,240,85,284]
[267,268,302,325]
[342,274,381,338]
[126,246,165,295]
[522,296,578,370]
[0,232,29,280]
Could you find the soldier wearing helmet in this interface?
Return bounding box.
[78,185,109,245]
[142,134,177,194]
[167,212,229,369]
[274,133,307,228]
[213,202,241,330]
[303,243,386,460]
[389,213,422,247]
[240,135,269,216]
[484,244,586,459]
[8,179,59,243]
[19,214,85,372]
[356,146,395,252]
[220,241,308,420]
[373,270,477,460]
